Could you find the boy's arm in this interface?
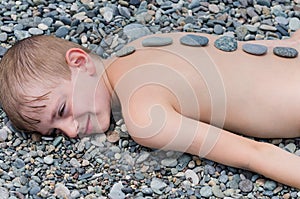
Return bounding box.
[127,104,300,189]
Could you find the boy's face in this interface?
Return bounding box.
[23,51,112,138]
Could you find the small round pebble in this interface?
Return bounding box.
[239,179,253,193]
[214,36,238,52]
[142,37,173,47]
[242,43,268,56]
[273,47,298,58]
[180,34,209,47]
[116,46,136,57]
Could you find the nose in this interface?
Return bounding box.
[58,117,79,138]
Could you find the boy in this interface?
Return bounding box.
[1,30,300,189]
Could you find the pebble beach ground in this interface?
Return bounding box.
[0,0,300,198]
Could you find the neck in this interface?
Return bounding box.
[92,55,122,119]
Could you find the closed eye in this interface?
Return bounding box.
[58,103,65,117]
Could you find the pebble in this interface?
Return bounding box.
[180,34,209,47]
[239,179,253,193]
[289,17,300,31]
[123,24,151,41]
[150,178,167,194]
[264,180,277,191]
[161,158,178,167]
[0,128,8,141]
[116,46,136,57]
[214,36,238,52]
[142,37,173,47]
[106,130,121,142]
[0,33,8,42]
[212,185,225,198]
[184,169,199,185]
[108,182,125,199]
[55,26,69,38]
[28,28,44,35]
[43,155,54,165]
[0,187,9,198]
[54,183,70,198]
[242,43,268,55]
[273,46,298,58]
[200,186,212,198]
[136,152,150,164]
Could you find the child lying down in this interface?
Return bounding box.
[1,30,300,188]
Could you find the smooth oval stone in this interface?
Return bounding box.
[142,36,173,47]
[273,46,298,58]
[180,34,209,47]
[116,46,136,57]
[214,36,237,52]
[242,43,268,55]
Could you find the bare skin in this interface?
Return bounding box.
[102,31,300,188]
[24,31,300,188]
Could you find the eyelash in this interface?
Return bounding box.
[58,103,66,117]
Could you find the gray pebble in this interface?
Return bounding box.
[0,187,9,199]
[273,47,298,58]
[285,143,297,153]
[0,47,7,57]
[242,43,268,55]
[43,155,54,165]
[136,152,150,164]
[0,128,8,141]
[289,17,300,31]
[150,178,167,194]
[108,182,125,199]
[55,183,70,198]
[256,0,270,7]
[180,34,209,47]
[55,26,69,38]
[212,185,224,198]
[213,24,224,35]
[235,26,248,40]
[239,179,253,193]
[53,136,63,147]
[70,190,81,198]
[200,186,212,198]
[29,186,41,195]
[0,33,7,42]
[14,30,31,41]
[264,180,277,191]
[161,158,178,167]
[28,27,44,35]
[13,158,25,169]
[214,36,238,52]
[123,24,151,41]
[116,46,136,57]
[142,37,173,47]
[275,16,289,25]
[142,187,153,196]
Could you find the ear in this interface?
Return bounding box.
[65,48,96,76]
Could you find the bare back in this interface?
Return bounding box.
[104,32,300,138]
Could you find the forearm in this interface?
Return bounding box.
[250,142,300,189]
[186,126,300,189]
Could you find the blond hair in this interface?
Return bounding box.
[0,35,90,132]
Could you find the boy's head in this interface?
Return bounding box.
[0,35,112,137]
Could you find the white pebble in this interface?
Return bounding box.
[184,169,199,185]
